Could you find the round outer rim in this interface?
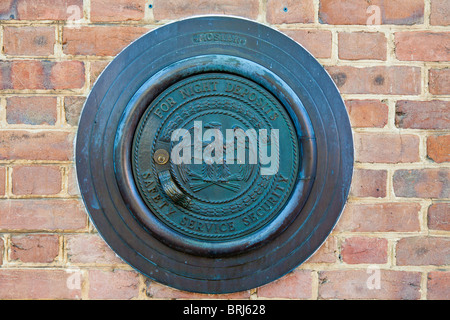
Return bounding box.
[76,15,354,294]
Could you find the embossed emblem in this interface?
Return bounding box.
[132,73,300,241]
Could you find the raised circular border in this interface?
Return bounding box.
[76,15,353,294]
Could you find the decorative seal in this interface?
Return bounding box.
[76,16,353,294]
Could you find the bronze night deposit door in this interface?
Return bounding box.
[76,16,353,294]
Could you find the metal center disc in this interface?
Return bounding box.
[132,73,299,243]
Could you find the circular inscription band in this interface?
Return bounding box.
[132,73,299,243]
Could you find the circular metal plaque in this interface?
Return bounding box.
[76,16,353,293]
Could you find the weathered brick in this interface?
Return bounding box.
[88,270,140,300]
[306,236,337,264]
[16,0,83,20]
[90,61,110,88]
[66,234,123,264]
[10,234,59,263]
[152,0,260,21]
[67,167,80,196]
[318,270,421,300]
[2,60,85,90]
[279,29,332,59]
[396,237,450,266]
[350,168,387,198]
[63,26,148,56]
[427,271,450,300]
[338,32,387,60]
[64,96,85,126]
[12,166,62,196]
[353,133,420,163]
[428,203,450,231]
[91,0,145,22]
[431,0,450,26]
[0,167,5,196]
[341,237,388,264]
[146,281,250,299]
[50,61,85,89]
[0,269,81,299]
[319,0,424,25]
[10,60,45,90]
[396,100,450,130]
[345,100,388,128]
[0,199,87,231]
[0,131,74,161]
[257,269,312,299]
[429,68,450,95]
[427,135,450,163]
[326,66,421,95]
[3,26,55,56]
[267,0,314,24]
[6,96,57,125]
[395,32,450,62]
[0,238,3,265]
[394,169,450,198]
[337,203,421,232]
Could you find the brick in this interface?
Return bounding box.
[0,131,74,161]
[152,0,260,21]
[394,169,450,198]
[88,270,140,300]
[91,0,145,22]
[67,167,80,196]
[90,61,110,87]
[427,135,450,163]
[6,96,57,125]
[279,29,332,59]
[0,199,87,231]
[64,96,85,126]
[431,0,450,26]
[10,234,59,263]
[337,203,421,232]
[146,281,251,299]
[12,166,62,196]
[257,269,312,299]
[0,238,3,265]
[63,26,148,56]
[341,237,388,264]
[326,66,421,95]
[353,133,420,163]
[429,68,450,95]
[395,32,450,61]
[50,61,85,89]
[3,26,55,56]
[318,270,421,300]
[0,269,81,299]
[319,0,424,25]
[306,236,337,263]
[345,100,388,128]
[16,0,83,20]
[0,0,14,16]
[267,0,314,24]
[339,32,387,60]
[427,271,450,300]
[2,60,85,90]
[10,60,45,90]
[396,237,450,266]
[428,203,450,231]
[66,234,123,264]
[0,167,5,196]
[396,100,450,130]
[350,169,387,198]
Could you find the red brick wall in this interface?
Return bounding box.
[0,0,448,300]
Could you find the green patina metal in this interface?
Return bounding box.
[132,73,299,242]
